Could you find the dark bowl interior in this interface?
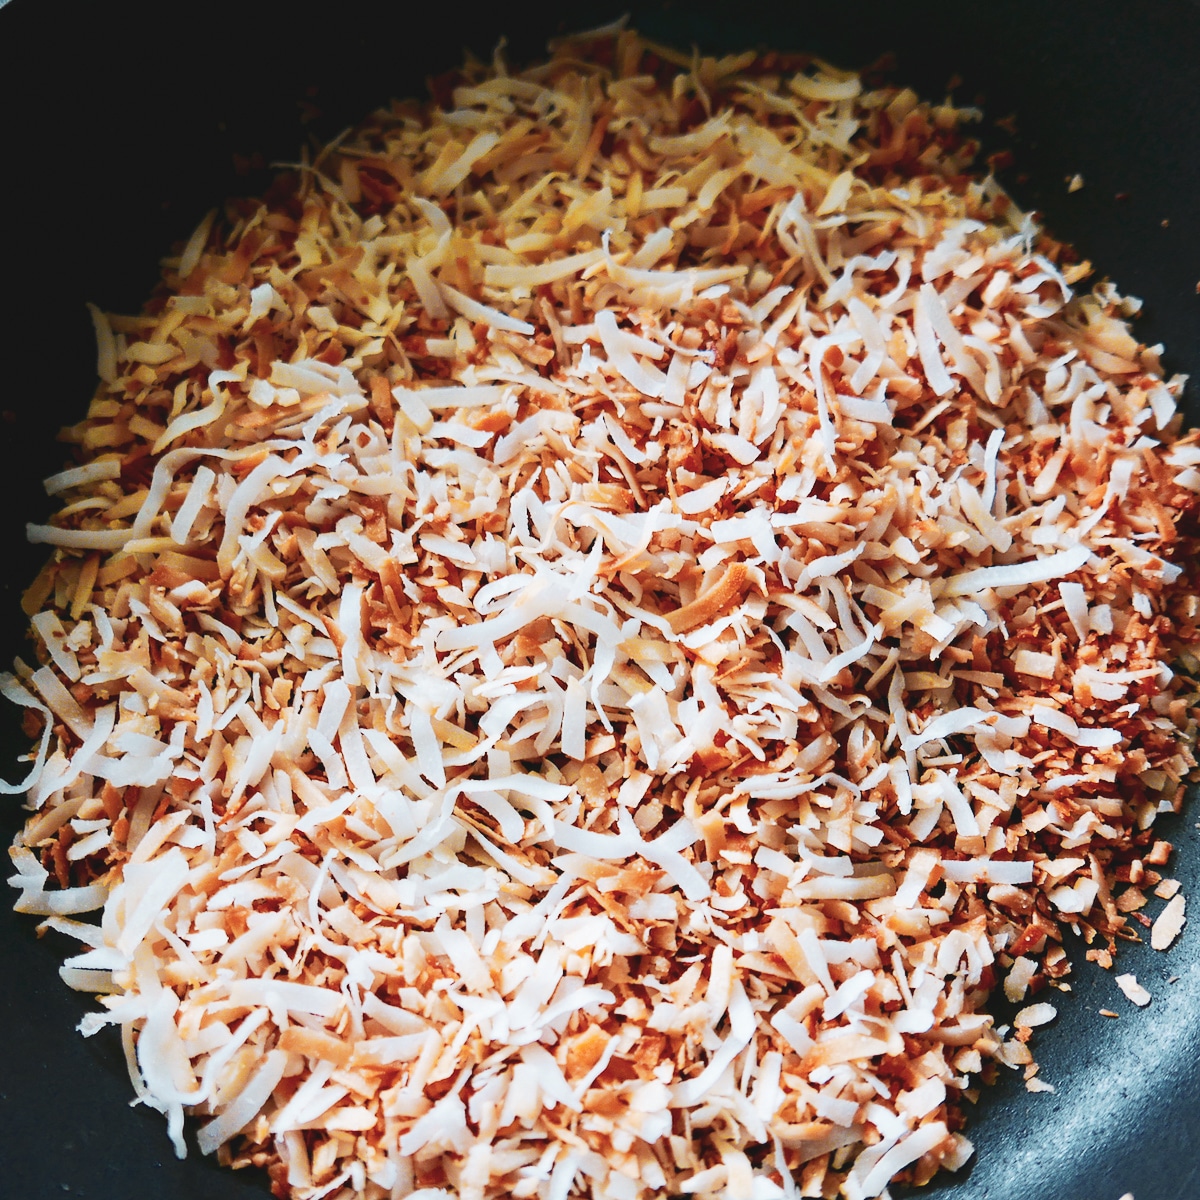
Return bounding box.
[2,1,1199,1197]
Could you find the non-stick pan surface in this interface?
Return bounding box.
[2,2,1199,1197]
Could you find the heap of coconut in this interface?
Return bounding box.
[6,25,1199,1200]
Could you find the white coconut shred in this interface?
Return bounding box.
[6,26,1200,1200]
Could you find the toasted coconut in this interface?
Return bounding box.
[665,563,754,633]
[6,26,1200,1200]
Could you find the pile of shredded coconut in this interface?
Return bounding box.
[7,25,1200,1200]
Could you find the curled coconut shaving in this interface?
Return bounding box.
[6,27,1200,1200]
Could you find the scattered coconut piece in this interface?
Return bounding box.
[1115,974,1152,1007]
[1014,1002,1058,1029]
[1151,893,1187,951]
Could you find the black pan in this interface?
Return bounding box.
[2,2,1199,1197]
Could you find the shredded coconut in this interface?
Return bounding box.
[6,27,1200,1200]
